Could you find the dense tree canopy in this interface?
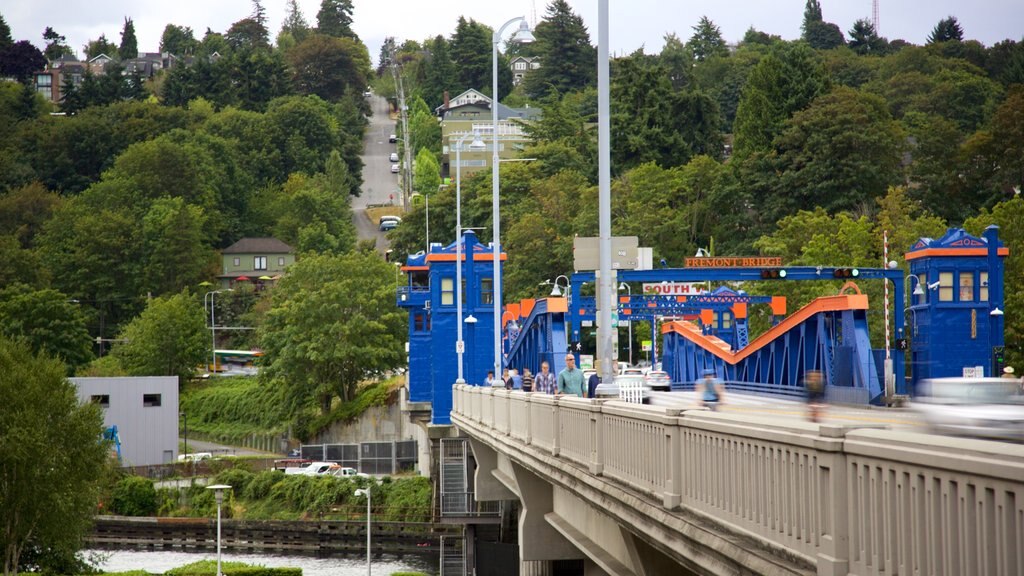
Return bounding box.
[113,292,208,382]
[0,336,110,576]
[523,0,596,99]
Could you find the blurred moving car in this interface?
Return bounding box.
[910,377,1024,442]
[645,370,671,391]
[622,367,644,377]
[593,374,651,403]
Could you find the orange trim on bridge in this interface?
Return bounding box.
[425,253,508,262]
[905,247,1008,260]
[400,265,429,272]
[661,294,868,364]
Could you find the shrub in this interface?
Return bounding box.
[245,470,283,501]
[213,467,255,495]
[165,560,301,575]
[110,476,157,516]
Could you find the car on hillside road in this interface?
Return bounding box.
[389,152,399,162]
[389,134,398,143]
[391,164,400,173]
[379,219,399,232]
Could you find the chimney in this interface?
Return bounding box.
[443,90,450,111]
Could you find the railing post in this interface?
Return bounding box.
[589,400,605,475]
[815,424,849,576]
[662,408,683,510]
[551,397,560,457]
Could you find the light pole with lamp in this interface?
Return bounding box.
[206,484,232,576]
[204,289,233,373]
[546,275,570,298]
[355,486,372,576]
[619,282,632,366]
[455,131,485,383]
[491,15,534,381]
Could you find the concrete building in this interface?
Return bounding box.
[71,376,179,466]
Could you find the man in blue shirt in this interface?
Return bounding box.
[557,354,585,397]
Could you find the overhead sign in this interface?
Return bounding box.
[574,236,639,270]
[642,282,706,296]
[685,256,783,268]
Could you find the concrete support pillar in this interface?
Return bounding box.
[512,461,582,562]
[520,560,553,576]
[468,437,517,501]
[816,425,850,576]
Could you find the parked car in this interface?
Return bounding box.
[593,375,651,403]
[910,377,1024,442]
[645,370,671,391]
[391,164,400,173]
[389,152,399,162]
[379,219,399,231]
[389,134,398,143]
[177,452,213,462]
[284,461,342,476]
[379,215,401,227]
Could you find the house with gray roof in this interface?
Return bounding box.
[220,237,295,288]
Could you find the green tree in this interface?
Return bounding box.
[688,16,727,62]
[0,14,11,52]
[42,26,74,61]
[408,109,441,158]
[733,42,829,157]
[316,0,357,39]
[771,86,904,221]
[801,0,844,50]
[420,35,455,108]
[159,24,198,56]
[660,33,693,90]
[260,252,407,415]
[449,17,494,95]
[523,0,596,99]
[0,285,94,372]
[927,16,964,44]
[413,147,440,195]
[280,0,310,43]
[119,17,138,60]
[225,16,270,51]
[0,181,61,248]
[0,335,110,575]
[114,292,208,382]
[288,34,370,101]
[848,19,886,55]
[141,198,217,296]
[82,34,118,60]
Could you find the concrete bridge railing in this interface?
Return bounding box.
[452,385,1024,576]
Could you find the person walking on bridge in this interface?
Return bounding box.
[695,368,725,410]
[557,354,585,397]
[535,361,556,394]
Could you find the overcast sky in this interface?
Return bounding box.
[4,0,1023,64]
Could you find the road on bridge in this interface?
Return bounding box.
[649,390,928,432]
[352,93,401,253]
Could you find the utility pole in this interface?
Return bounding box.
[388,47,412,207]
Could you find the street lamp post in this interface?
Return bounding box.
[205,484,232,576]
[619,283,632,366]
[455,131,485,384]
[491,16,534,380]
[180,411,188,468]
[355,486,372,576]
[204,289,233,374]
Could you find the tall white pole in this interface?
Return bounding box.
[209,292,217,373]
[455,137,465,383]
[597,0,613,380]
[216,494,222,576]
[365,487,371,576]
[492,23,503,380]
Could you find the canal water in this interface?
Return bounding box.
[85,548,437,575]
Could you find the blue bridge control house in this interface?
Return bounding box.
[398,230,504,425]
[905,226,1007,383]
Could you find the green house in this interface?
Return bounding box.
[220,237,295,289]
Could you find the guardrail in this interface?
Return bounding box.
[451,385,1024,576]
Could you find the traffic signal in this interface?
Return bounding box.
[833,268,860,278]
[760,269,787,279]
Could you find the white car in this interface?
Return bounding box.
[644,370,671,391]
[389,152,399,162]
[391,164,400,173]
[911,377,1024,442]
[285,462,341,476]
[388,134,397,143]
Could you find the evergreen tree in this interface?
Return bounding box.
[449,17,492,94]
[801,0,844,50]
[226,15,270,51]
[280,0,310,43]
[688,16,727,62]
[421,35,455,108]
[660,33,692,90]
[523,0,596,99]
[0,13,12,52]
[59,72,85,113]
[927,16,964,44]
[43,26,73,61]
[316,0,357,40]
[119,17,138,60]
[848,18,886,55]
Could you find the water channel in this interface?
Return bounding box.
[85,548,438,575]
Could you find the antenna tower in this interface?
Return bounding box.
[872,0,880,33]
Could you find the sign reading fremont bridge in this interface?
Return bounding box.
[684,256,783,267]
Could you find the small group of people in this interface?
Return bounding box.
[484,354,596,397]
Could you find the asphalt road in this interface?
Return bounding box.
[352,94,401,253]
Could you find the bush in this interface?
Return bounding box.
[245,470,283,501]
[213,467,255,496]
[110,476,157,516]
[165,560,301,575]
